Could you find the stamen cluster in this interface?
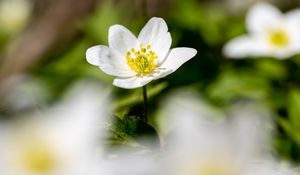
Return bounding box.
[268,30,289,47]
[126,44,158,76]
[22,143,56,173]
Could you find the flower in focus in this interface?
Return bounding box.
[86,17,197,89]
[223,3,300,59]
[158,91,292,175]
[0,83,109,175]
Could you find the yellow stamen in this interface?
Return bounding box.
[21,143,57,173]
[268,30,289,47]
[126,43,158,76]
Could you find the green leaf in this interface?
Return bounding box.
[288,88,300,130]
[278,117,300,147]
[108,115,160,149]
[255,58,287,80]
[206,69,270,105]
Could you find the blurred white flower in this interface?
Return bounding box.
[224,0,278,14]
[223,3,300,59]
[105,153,162,175]
[86,17,197,89]
[0,0,32,34]
[0,75,50,113]
[158,91,293,175]
[0,83,109,175]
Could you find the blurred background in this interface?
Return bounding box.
[1,0,300,165]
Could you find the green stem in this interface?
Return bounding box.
[142,85,148,122]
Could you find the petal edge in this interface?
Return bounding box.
[160,47,197,72]
[113,77,153,89]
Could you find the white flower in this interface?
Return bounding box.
[223,3,300,59]
[0,0,32,34]
[105,153,162,175]
[158,91,293,175]
[86,17,197,89]
[0,83,109,175]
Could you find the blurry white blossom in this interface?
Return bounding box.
[86,17,197,89]
[158,90,293,175]
[224,0,278,13]
[0,0,32,34]
[0,82,110,175]
[223,3,300,59]
[102,90,294,175]
[0,75,50,113]
[105,153,162,175]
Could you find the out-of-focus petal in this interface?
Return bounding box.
[228,104,272,161]
[285,9,300,55]
[246,2,282,34]
[86,45,135,77]
[285,9,300,26]
[0,82,109,175]
[223,35,268,58]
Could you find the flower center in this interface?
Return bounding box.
[126,44,158,76]
[268,30,289,47]
[178,156,237,175]
[21,143,57,173]
[192,162,236,175]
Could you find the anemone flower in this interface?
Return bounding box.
[223,3,300,59]
[0,83,109,175]
[86,17,197,89]
[158,91,293,175]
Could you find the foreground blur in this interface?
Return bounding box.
[0,78,110,175]
[0,78,296,175]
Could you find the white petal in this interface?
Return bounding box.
[138,17,172,63]
[138,17,168,45]
[160,48,197,72]
[86,45,103,66]
[113,76,153,89]
[246,2,282,34]
[228,105,272,161]
[268,47,300,59]
[285,9,300,46]
[86,45,135,77]
[285,9,300,24]
[266,10,300,59]
[153,32,172,65]
[109,24,137,55]
[152,69,173,80]
[223,35,268,58]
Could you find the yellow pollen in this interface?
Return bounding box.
[21,143,57,173]
[268,30,289,47]
[126,44,158,76]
